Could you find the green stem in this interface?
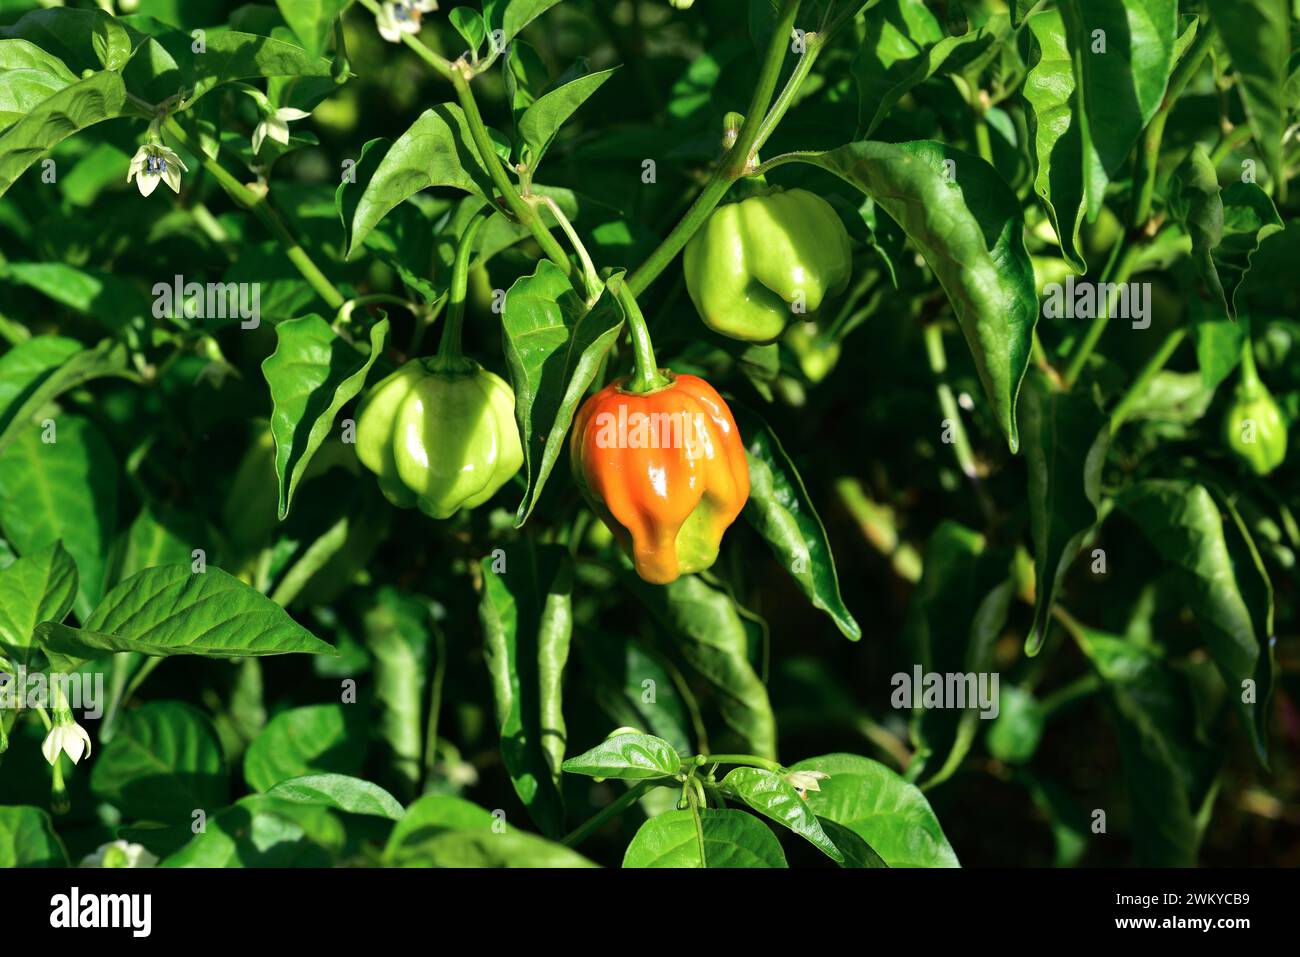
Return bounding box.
[626,0,801,295]
[448,67,573,279]
[1061,240,1144,388]
[1210,125,1255,166]
[541,195,600,301]
[161,117,345,310]
[694,753,782,772]
[924,323,979,479]
[751,30,824,156]
[610,277,669,393]
[356,0,455,80]
[1109,326,1187,433]
[562,780,656,847]
[420,623,447,791]
[437,205,492,360]
[1039,673,1103,717]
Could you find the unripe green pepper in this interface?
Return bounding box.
[1223,342,1287,475]
[784,322,841,383]
[683,187,852,343]
[355,356,524,519]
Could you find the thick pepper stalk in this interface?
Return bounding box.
[683,187,852,343]
[571,372,750,584]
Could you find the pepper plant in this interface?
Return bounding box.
[0,0,1296,870]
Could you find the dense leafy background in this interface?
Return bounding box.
[0,0,1298,868]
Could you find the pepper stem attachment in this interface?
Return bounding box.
[610,276,670,394]
[1238,322,1263,396]
[436,204,493,363]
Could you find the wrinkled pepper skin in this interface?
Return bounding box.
[356,357,524,519]
[683,187,852,343]
[1223,386,1288,475]
[570,373,750,584]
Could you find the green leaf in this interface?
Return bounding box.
[818,817,888,867]
[800,140,1037,452]
[502,262,623,527]
[115,503,208,584]
[1169,147,1284,320]
[346,104,494,258]
[162,795,345,867]
[243,703,365,792]
[448,6,487,57]
[733,403,860,641]
[904,522,1014,786]
[262,315,388,520]
[362,588,432,799]
[0,8,133,74]
[561,731,681,780]
[622,808,787,867]
[484,0,563,50]
[0,805,68,866]
[1116,480,1272,762]
[1205,0,1290,200]
[852,3,1012,136]
[0,540,77,664]
[0,415,117,620]
[1075,628,1219,865]
[478,543,573,837]
[388,826,598,867]
[1060,0,1178,219]
[0,39,78,128]
[275,0,351,58]
[1023,10,1088,272]
[266,773,405,820]
[517,66,616,171]
[0,338,133,458]
[720,766,844,863]
[630,575,776,759]
[384,794,496,859]
[35,564,336,672]
[0,69,125,200]
[1020,369,1110,655]
[90,701,227,823]
[791,753,960,866]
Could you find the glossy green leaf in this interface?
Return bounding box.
[630,575,776,759]
[0,8,133,74]
[0,336,81,432]
[384,794,496,859]
[388,827,598,867]
[262,315,388,519]
[35,564,336,672]
[275,0,351,58]
[244,704,365,792]
[734,403,860,641]
[0,39,77,128]
[720,766,844,863]
[0,69,125,200]
[799,140,1037,452]
[518,66,616,170]
[0,805,68,867]
[1060,0,1178,219]
[1205,0,1290,199]
[267,773,404,820]
[0,541,76,664]
[1116,480,1271,762]
[346,104,494,258]
[0,416,117,620]
[90,701,227,823]
[448,6,487,57]
[503,263,623,527]
[1021,368,1110,655]
[818,816,888,867]
[478,543,573,837]
[561,731,681,780]
[791,753,960,867]
[622,808,788,868]
[162,795,345,867]
[483,0,563,50]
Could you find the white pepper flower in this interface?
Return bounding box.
[127,142,187,197]
[377,1,439,43]
[41,716,92,766]
[252,107,312,154]
[784,769,830,798]
[81,841,159,869]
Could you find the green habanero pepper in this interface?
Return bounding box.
[355,355,524,519]
[1223,340,1288,476]
[683,187,852,343]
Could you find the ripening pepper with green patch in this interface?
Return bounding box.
[683,187,852,343]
